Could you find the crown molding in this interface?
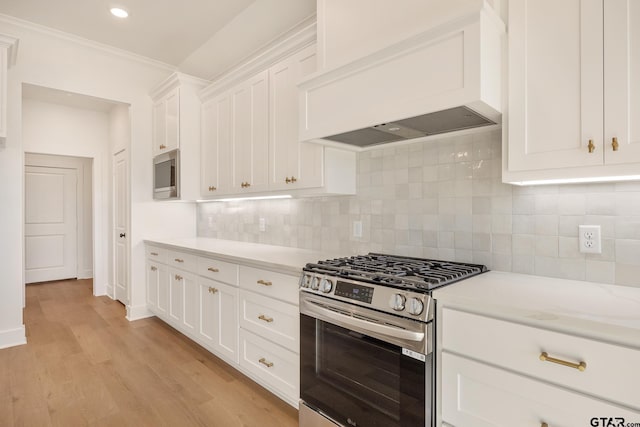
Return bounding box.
[200,14,316,102]
[149,71,210,100]
[0,13,175,72]
[0,34,18,67]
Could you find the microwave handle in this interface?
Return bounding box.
[301,298,425,343]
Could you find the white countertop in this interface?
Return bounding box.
[144,237,346,275]
[433,271,640,349]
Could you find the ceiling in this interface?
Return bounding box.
[0,0,256,66]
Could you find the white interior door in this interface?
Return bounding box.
[114,150,129,304]
[25,166,77,283]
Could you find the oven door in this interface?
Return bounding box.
[300,293,432,427]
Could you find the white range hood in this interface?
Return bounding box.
[298,1,505,149]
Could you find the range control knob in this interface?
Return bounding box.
[319,278,333,293]
[298,275,307,288]
[389,294,406,311]
[310,276,320,290]
[407,298,424,316]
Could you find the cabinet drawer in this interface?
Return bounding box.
[442,308,640,410]
[239,290,299,353]
[239,328,299,403]
[167,250,197,271]
[442,352,640,427]
[146,245,167,264]
[197,256,238,285]
[239,265,299,304]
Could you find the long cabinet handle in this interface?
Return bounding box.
[174,274,183,281]
[258,314,273,323]
[587,139,595,153]
[207,267,219,272]
[174,258,184,263]
[258,357,273,368]
[257,279,272,287]
[150,252,159,256]
[539,352,586,372]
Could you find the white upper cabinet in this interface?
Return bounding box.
[201,93,232,196]
[150,73,209,200]
[0,34,18,141]
[504,0,640,183]
[231,70,270,194]
[269,44,323,191]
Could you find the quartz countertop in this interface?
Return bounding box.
[144,237,347,275]
[432,271,640,349]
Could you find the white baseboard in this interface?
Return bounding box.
[126,304,154,321]
[0,326,27,349]
[106,284,114,299]
[78,269,93,280]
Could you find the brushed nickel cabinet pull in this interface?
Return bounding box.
[174,274,183,281]
[539,352,586,372]
[588,139,595,153]
[285,176,298,184]
[258,314,273,323]
[207,267,219,272]
[150,266,157,271]
[612,137,619,151]
[258,358,273,368]
[257,279,272,287]
[290,176,297,183]
[150,252,159,256]
[174,258,184,263]
[160,144,167,149]
[240,181,251,188]
[208,185,217,192]
[208,287,218,294]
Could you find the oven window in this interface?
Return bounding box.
[154,159,175,189]
[300,314,428,427]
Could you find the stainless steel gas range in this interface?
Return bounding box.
[298,253,487,427]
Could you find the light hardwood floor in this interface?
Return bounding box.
[0,279,299,426]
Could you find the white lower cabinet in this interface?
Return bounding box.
[198,277,238,363]
[439,307,640,426]
[145,244,300,407]
[442,352,639,427]
[239,328,299,403]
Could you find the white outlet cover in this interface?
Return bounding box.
[353,220,363,238]
[578,225,602,254]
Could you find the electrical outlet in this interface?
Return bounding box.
[578,225,601,254]
[259,217,266,232]
[353,220,363,238]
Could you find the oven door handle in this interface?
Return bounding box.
[301,299,425,343]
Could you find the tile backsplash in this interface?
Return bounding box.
[197,129,640,287]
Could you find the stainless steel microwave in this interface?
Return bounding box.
[153,149,179,200]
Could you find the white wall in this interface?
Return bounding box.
[22,99,107,287]
[0,17,196,348]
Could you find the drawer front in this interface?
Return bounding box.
[239,290,299,353]
[239,328,299,402]
[197,256,238,285]
[146,245,167,264]
[167,250,197,271]
[239,265,299,304]
[442,352,640,427]
[442,307,640,410]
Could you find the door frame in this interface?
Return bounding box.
[24,153,93,281]
[112,148,130,304]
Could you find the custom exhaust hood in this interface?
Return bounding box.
[298,2,505,149]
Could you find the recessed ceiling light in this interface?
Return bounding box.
[110,7,129,18]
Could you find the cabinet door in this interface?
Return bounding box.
[270,45,324,190]
[508,0,604,171]
[156,263,169,317]
[182,270,199,336]
[231,70,269,193]
[146,260,159,311]
[442,352,640,427]
[201,94,232,196]
[169,267,185,325]
[152,99,166,156]
[604,0,640,164]
[199,277,238,362]
[164,87,180,152]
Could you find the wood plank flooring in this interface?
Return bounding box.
[0,279,299,426]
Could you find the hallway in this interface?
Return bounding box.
[0,280,298,426]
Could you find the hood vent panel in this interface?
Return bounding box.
[327,107,495,148]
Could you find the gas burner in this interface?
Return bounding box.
[305,253,487,291]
